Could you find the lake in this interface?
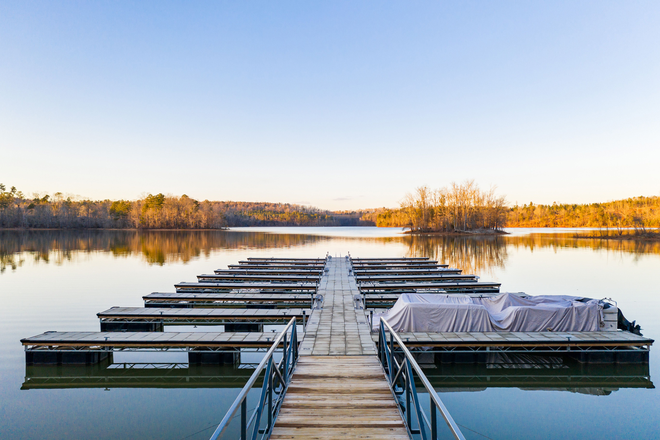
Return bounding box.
[0,227,658,439]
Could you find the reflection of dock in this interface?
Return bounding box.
[22,363,257,390]
[422,356,654,391]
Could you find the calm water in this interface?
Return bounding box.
[0,228,658,439]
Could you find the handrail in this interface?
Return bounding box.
[379,317,465,440]
[209,317,299,440]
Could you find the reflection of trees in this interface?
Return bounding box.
[3,230,659,274]
[506,234,660,262]
[0,230,328,270]
[403,235,508,277]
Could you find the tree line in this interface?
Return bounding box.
[0,184,375,229]
[506,197,660,230]
[362,181,508,232]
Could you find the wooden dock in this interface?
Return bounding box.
[20,254,654,440]
[97,306,310,331]
[175,282,318,292]
[353,268,462,275]
[270,356,409,439]
[214,269,324,275]
[355,274,478,282]
[197,274,320,283]
[358,281,501,293]
[143,292,318,308]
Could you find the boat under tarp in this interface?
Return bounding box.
[375,293,606,333]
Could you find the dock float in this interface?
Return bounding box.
[372,331,653,363]
[214,268,324,275]
[97,307,310,331]
[197,274,320,283]
[143,292,319,308]
[21,331,281,365]
[356,274,478,282]
[358,281,501,293]
[175,282,318,292]
[353,268,462,275]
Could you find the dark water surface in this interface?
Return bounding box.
[0,228,658,439]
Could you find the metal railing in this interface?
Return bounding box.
[209,317,299,440]
[379,318,465,440]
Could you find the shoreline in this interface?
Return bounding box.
[404,229,509,237]
[573,232,660,242]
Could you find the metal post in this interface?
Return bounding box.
[268,358,273,430]
[431,400,438,440]
[405,358,412,428]
[241,398,247,440]
[283,332,289,379]
[388,332,394,382]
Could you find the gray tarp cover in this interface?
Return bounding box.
[376,293,603,332]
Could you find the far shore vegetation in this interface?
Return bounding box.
[0,184,372,229]
[1,183,658,240]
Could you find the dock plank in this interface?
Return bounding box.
[271,356,407,438]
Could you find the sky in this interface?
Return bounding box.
[1,1,659,210]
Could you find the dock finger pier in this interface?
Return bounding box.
[21,255,653,440]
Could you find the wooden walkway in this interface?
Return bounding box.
[300,257,375,356]
[271,258,405,439]
[270,356,409,439]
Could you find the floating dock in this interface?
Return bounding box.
[143,292,318,308]
[97,306,311,331]
[21,254,654,440]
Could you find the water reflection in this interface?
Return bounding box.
[419,354,653,395]
[22,363,258,390]
[506,233,660,261]
[0,230,329,271]
[2,229,659,275]
[403,235,508,277]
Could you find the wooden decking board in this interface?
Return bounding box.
[272,356,407,438]
[357,274,476,282]
[197,274,320,282]
[358,281,501,291]
[214,269,324,275]
[175,282,318,291]
[372,331,654,347]
[269,428,410,440]
[97,307,310,322]
[21,331,284,349]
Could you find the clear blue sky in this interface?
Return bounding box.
[1,1,658,210]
